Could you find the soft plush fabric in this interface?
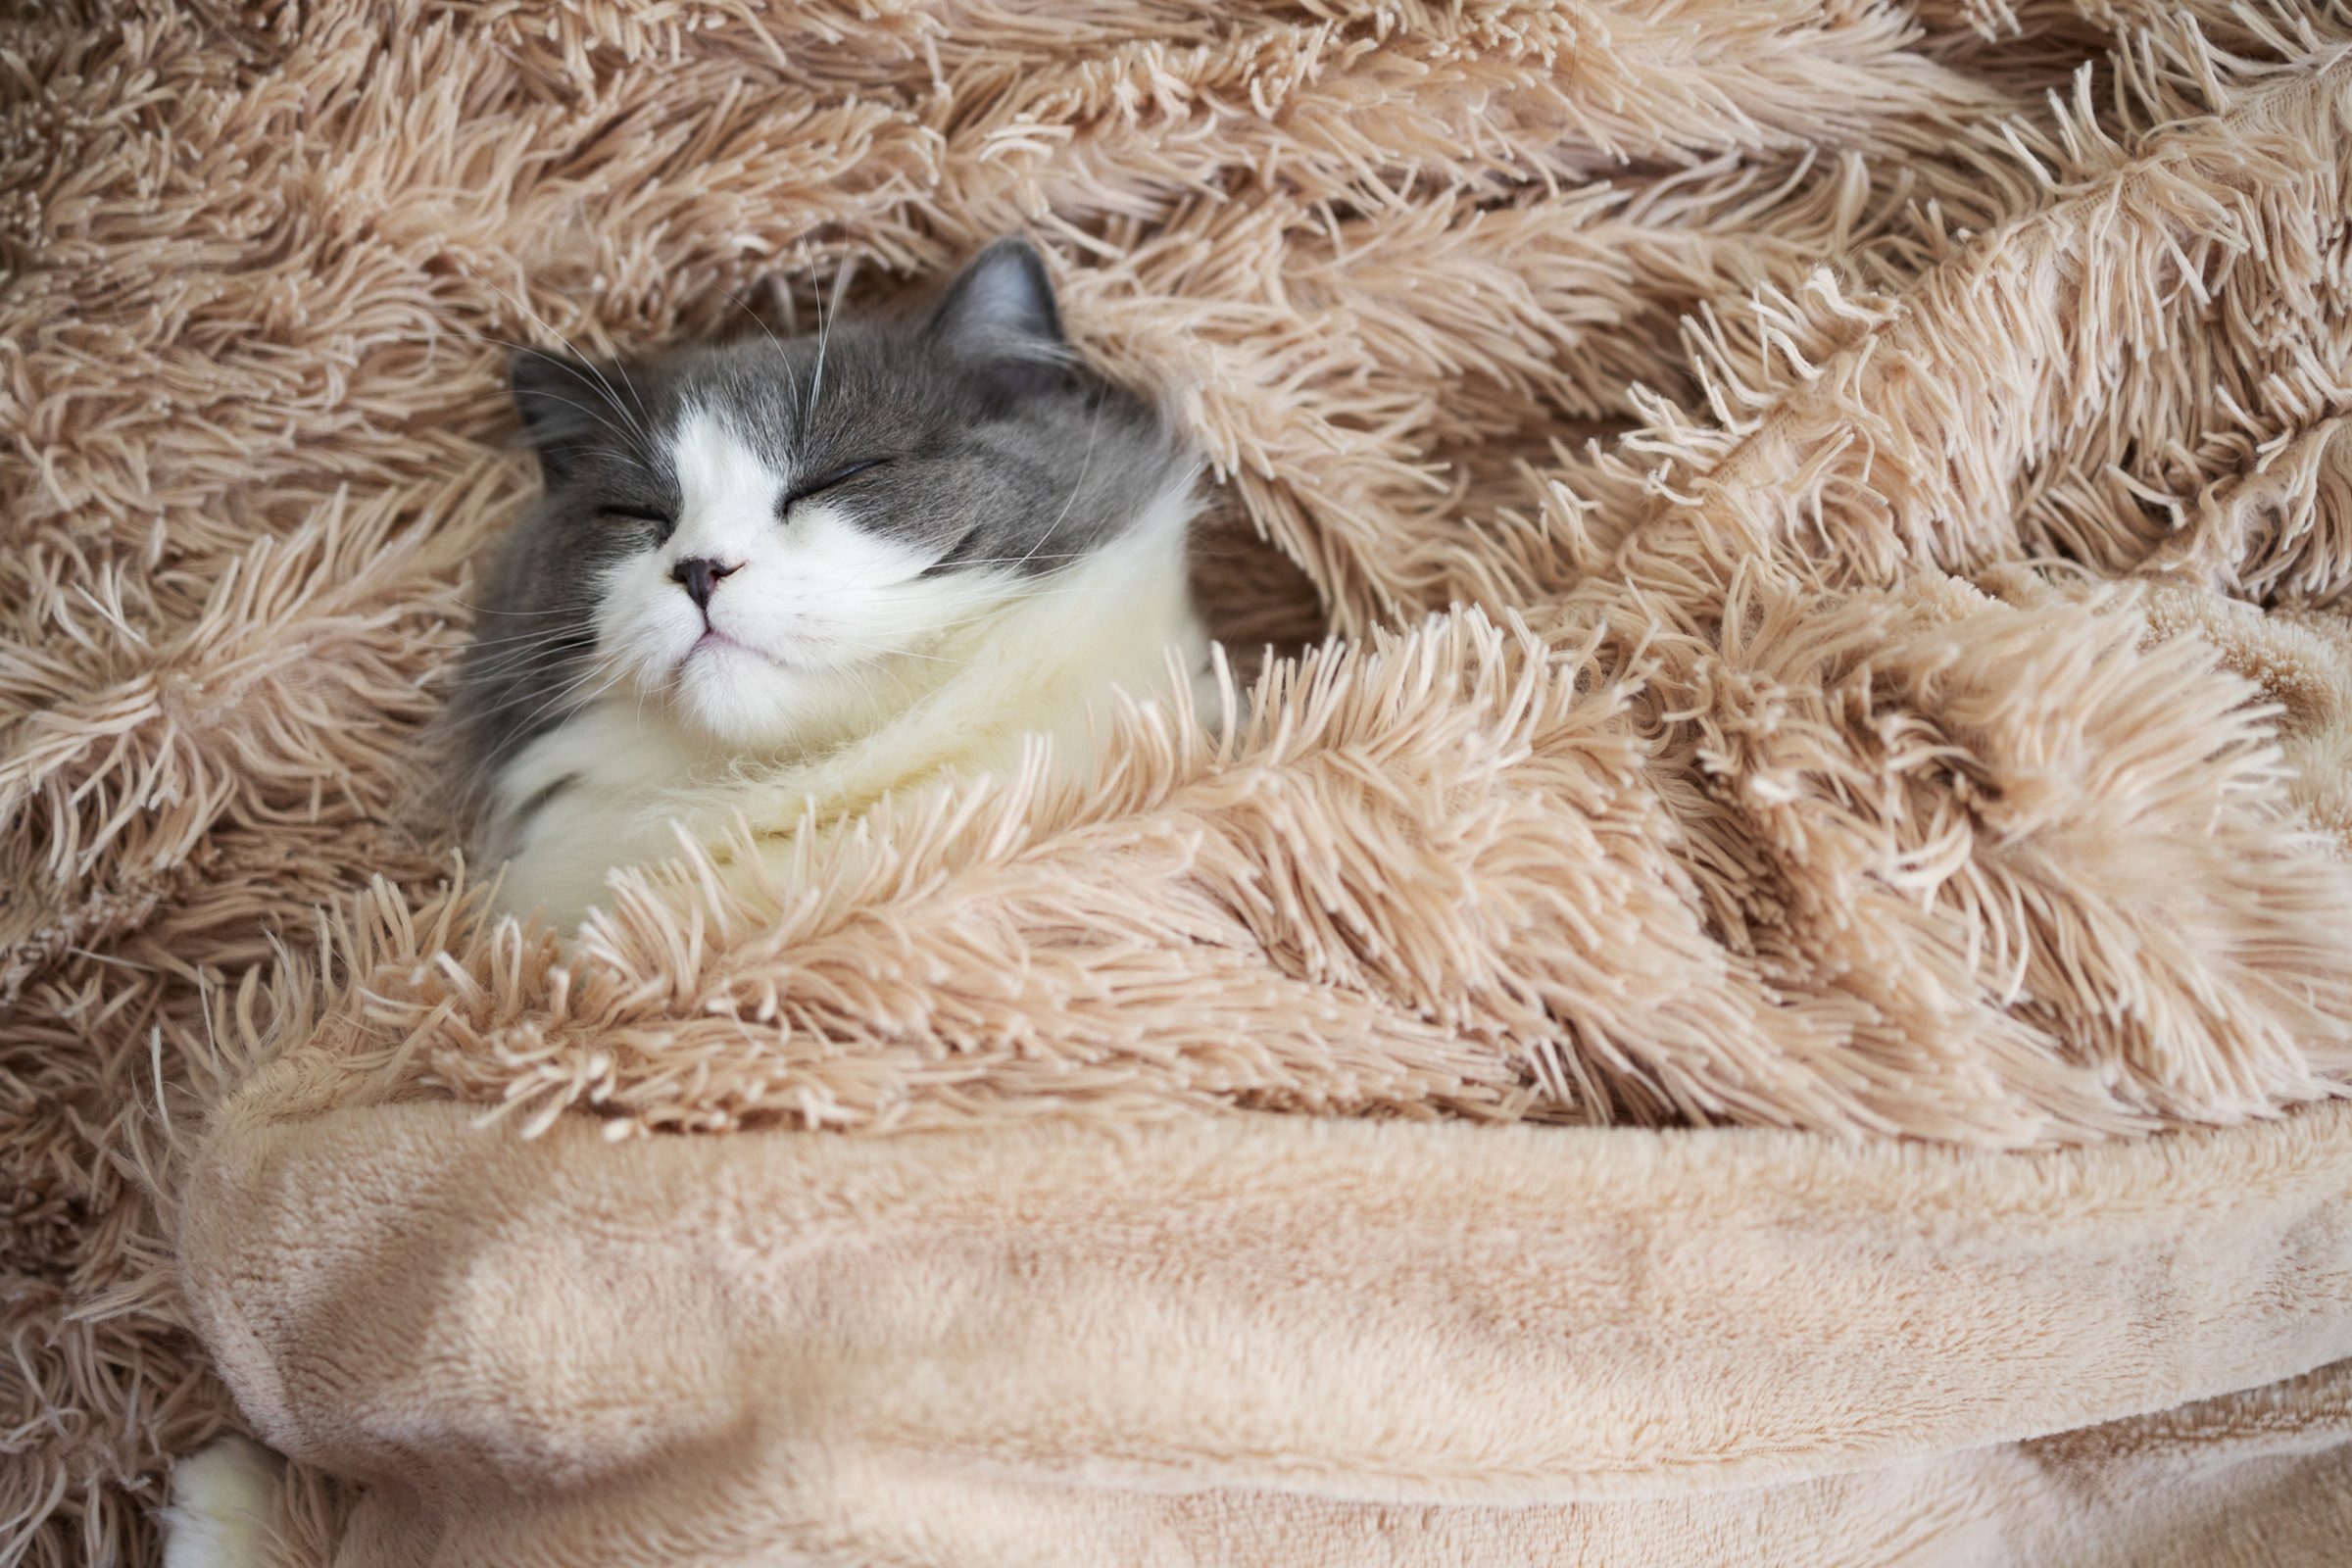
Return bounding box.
[7,1,2352,1563]
[177,1098,2352,1567]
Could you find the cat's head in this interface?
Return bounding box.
[454,238,1191,767]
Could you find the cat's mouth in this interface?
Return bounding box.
[682,628,789,672]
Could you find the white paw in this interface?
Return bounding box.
[162,1435,280,1568]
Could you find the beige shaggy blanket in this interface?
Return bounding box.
[8,1,2352,1563]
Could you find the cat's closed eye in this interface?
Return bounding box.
[783,459,889,514]
[600,503,676,526]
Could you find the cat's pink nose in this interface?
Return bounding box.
[671,557,742,610]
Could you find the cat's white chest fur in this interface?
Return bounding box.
[483,704,710,929]
[486,490,1209,929]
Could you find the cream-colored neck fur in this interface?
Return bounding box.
[488,489,1207,929]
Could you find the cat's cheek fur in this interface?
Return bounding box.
[594,557,700,701]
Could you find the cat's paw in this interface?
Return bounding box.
[162,1434,280,1568]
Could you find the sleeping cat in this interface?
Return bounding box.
[445,238,1212,927]
[165,242,1210,1564]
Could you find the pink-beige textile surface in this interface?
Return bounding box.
[179,1097,2352,1567]
[7,1,2352,1563]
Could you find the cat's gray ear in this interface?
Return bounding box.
[508,347,625,481]
[926,238,1065,367]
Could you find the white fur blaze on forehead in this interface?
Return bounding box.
[667,403,783,556]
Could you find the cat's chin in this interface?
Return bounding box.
[662,640,890,753]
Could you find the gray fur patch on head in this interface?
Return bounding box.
[447,236,1195,796]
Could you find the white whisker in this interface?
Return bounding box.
[452,271,655,450]
[805,251,854,428]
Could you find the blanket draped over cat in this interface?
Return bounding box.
[7,3,2352,1564]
